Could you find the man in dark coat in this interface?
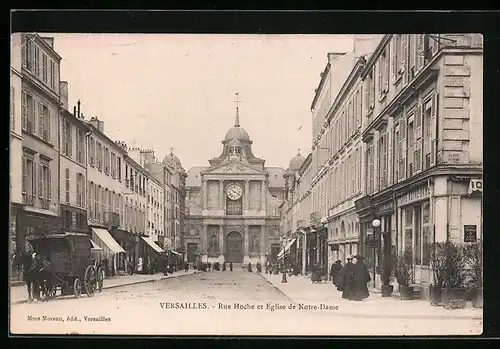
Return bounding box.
[337,257,355,299]
[208,262,211,271]
[229,262,233,271]
[351,255,371,301]
[330,260,343,286]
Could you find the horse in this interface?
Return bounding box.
[12,252,46,302]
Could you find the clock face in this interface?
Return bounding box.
[226,184,243,200]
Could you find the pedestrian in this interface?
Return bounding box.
[208,262,211,271]
[247,262,253,272]
[229,262,233,271]
[184,261,189,272]
[330,260,343,286]
[337,256,355,300]
[351,255,371,301]
[311,263,322,283]
[256,261,261,273]
[222,262,226,271]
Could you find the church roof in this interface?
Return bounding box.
[224,126,250,142]
[288,151,306,172]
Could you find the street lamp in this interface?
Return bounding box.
[371,219,381,289]
[281,236,288,283]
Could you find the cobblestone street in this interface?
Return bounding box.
[10,270,482,336]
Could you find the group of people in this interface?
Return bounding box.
[196,261,234,272]
[329,255,371,301]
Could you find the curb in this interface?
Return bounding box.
[11,271,199,305]
[259,274,482,321]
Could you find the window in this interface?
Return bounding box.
[21,91,36,134]
[38,163,51,207]
[414,104,423,172]
[101,187,105,222]
[88,181,93,218]
[117,157,122,181]
[407,117,414,177]
[62,120,72,156]
[422,201,431,266]
[65,168,70,204]
[94,185,99,220]
[34,45,40,76]
[25,38,34,71]
[22,156,36,206]
[404,207,413,261]
[378,132,388,190]
[76,173,85,208]
[49,60,56,90]
[111,152,116,178]
[42,53,48,83]
[104,148,110,175]
[11,87,15,131]
[365,68,375,113]
[97,142,103,170]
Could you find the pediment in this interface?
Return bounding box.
[202,160,266,175]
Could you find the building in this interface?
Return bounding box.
[292,35,383,276]
[184,105,285,266]
[137,149,166,249]
[85,115,127,273]
[163,150,187,253]
[59,95,90,235]
[354,34,483,296]
[10,34,23,260]
[16,33,62,252]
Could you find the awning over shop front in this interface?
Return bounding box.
[141,236,165,253]
[91,227,126,257]
[277,238,297,259]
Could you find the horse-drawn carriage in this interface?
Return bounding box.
[27,232,104,300]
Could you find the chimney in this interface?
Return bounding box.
[77,99,81,118]
[89,116,99,130]
[98,120,104,133]
[59,82,69,111]
[73,106,77,118]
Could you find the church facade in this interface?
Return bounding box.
[184,108,285,265]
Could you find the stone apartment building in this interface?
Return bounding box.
[14,33,62,253]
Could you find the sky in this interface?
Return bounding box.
[48,34,354,170]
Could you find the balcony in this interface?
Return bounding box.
[104,211,120,227]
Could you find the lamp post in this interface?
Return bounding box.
[371,219,381,289]
[281,236,287,283]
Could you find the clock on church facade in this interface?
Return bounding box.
[183,103,286,266]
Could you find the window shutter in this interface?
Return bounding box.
[392,37,398,81]
[430,93,438,166]
[31,161,36,197]
[414,104,423,172]
[417,34,425,71]
[385,47,390,91]
[401,35,408,85]
[47,109,51,142]
[21,91,27,130]
[38,163,43,197]
[399,118,406,180]
[48,167,51,200]
[22,157,27,193]
[21,36,26,66]
[30,96,36,133]
[38,103,44,137]
[69,124,73,158]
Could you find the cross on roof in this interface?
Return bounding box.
[235,92,242,108]
[170,147,174,154]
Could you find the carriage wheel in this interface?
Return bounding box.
[73,278,82,299]
[96,267,104,292]
[84,265,96,297]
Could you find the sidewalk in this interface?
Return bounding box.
[10,270,199,305]
[260,272,482,320]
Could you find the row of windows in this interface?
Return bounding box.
[21,35,58,91]
[125,164,147,197]
[21,90,52,143]
[366,93,437,195]
[88,137,123,182]
[64,168,86,208]
[62,120,86,164]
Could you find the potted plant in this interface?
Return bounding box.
[440,241,467,309]
[395,249,414,300]
[429,242,446,306]
[381,251,397,297]
[464,241,483,308]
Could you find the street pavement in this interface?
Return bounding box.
[10,270,482,336]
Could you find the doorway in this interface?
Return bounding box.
[225,231,243,263]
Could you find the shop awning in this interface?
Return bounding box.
[277,238,297,259]
[141,236,164,253]
[91,227,126,256]
[90,239,103,251]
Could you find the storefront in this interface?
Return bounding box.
[111,228,133,272]
[91,226,127,276]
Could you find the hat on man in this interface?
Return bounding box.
[354,255,365,261]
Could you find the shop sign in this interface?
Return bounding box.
[376,200,394,214]
[464,225,477,243]
[397,185,430,206]
[468,179,483,195]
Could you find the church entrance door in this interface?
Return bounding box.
[225,231,243,263]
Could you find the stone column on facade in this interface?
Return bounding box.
[260,180,266,212]
[244,180,250,211]
[219,180,224,210]
[218,225,225,263]
[244,225,250,263]
[202,180,208,210]
[202,225,208,262]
